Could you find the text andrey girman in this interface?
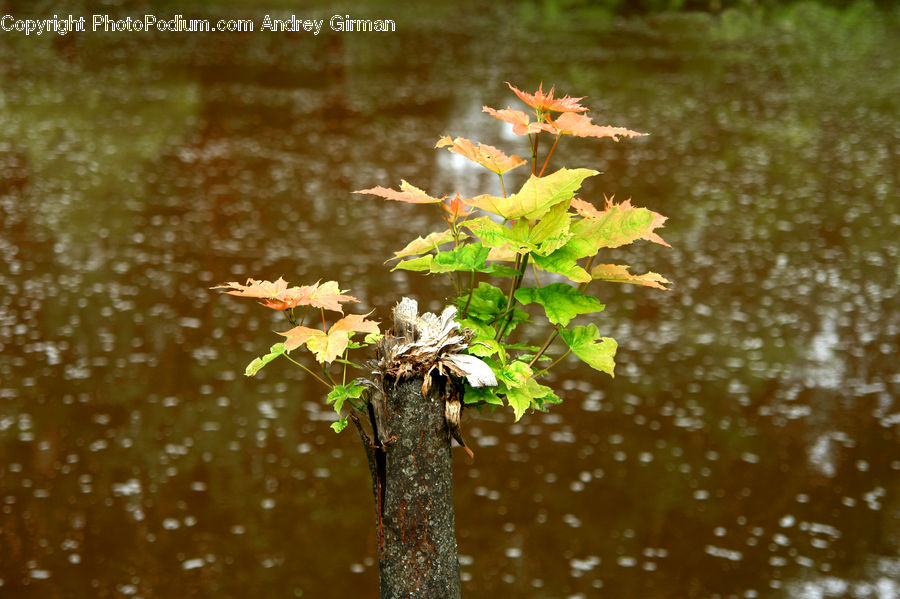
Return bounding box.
[0,14,396,36]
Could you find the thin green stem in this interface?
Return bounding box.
[531,133,540,176]
[488,304,516,327]
[498,173,507,198]
[321,364,337,386]
[448,267,461,296]
[578,255,597,292]
[535,348,571,378]
[528,326,561,369]
[530,256,598,370]
[333,358,365,369]
[462,270,476,319]
[532,262,543,288]
[495,252,529,341]
[283,353,332,389]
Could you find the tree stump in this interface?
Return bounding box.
[355,298,496,599]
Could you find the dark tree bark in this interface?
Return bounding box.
[355,300,465,599]
[376,375,461,599]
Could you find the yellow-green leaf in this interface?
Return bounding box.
[559,325,617,377]
[390,229,463,261]
[465,168,598,222]
[531,244,591,283]
[306,331,351,364]
[244,343,286,377]
[571,197,669,250]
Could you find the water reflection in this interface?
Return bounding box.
[1,2,898,598]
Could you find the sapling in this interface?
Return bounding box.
[212,81,671,598]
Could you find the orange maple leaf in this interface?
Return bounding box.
[211,278,359,312]
[211,277,297,310]
[353,180,445,204]
[278,325,322,352]
[435,136,526,175]
[279,313,380,363]
[330,312,380,335]
[283,280,359,313]
[482,106,544,136]
[589,264,672,290]
[443,192,473,218]
[507,82,588,113]
[540,112,647,141]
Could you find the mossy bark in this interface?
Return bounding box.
[367,375,461,599]
[354,299,466,598]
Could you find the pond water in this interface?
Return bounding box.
[1,2,898,597]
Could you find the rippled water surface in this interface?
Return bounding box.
[1,2,898,597]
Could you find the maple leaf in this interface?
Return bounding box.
[465,167,598,222]
[435,136,526,175]
[211,277,299,310]
[515,283,606,327]
[279,313,379,364]
[589,264,672,290]
[278,325,322,352]
[540,112,647,141]
[571,196,670,248]
[244,343,286,377]
[285,280,359,313]
[531,244,592,283]
[494,360,557,421]
[211,276,289,298]
[392,242,520,277]
[211,277,359,312]
[330,313,380,336]
[482,106,544,136]
[507,82,588,113]
[352,180,444,204]
[390,229,460,261]
[559,325,617,377]
[443,192,473,218]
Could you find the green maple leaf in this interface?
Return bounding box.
[515,283,605,327]
[463,384,504,406]
[393,243,519,277]
[244,343,286,377]
[531,243,591,283]
[495,361,557,421]
[464,217,532,253]
[559,325,617,377]
[326,380,366,415]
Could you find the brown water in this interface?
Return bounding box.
[1,2,898,598]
